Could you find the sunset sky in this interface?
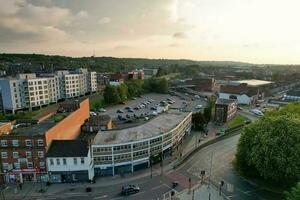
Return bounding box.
[0,0,300,64]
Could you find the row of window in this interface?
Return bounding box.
[49,157,85,166]
[1,151,44,159]
[2,161,45,170]
[0,139,44,147]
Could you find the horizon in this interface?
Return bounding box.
[1,0,300,64]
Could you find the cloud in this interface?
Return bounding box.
[98,17,111,24]
[173,31,187,39]
[76,11,89,20]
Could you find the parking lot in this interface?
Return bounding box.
[98,93,207,129]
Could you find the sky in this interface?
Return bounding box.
[0,0,300,64]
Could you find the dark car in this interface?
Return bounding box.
[151,106,157,110]
[117,109,124,113]
[134,107,139,110]
[125,107,132,110]
[128,109,134,113]
[121,185,140,195]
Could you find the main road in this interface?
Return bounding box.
[176,134,284,200]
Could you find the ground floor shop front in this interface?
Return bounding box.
[3,169,48,183]
[49,170,90,183]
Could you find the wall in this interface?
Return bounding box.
[47,150,94,180]
[219,93,251,105]
[45,98,89,147]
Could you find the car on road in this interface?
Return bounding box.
[250,109,264,116]
[117,109,124,113]
[121,185,140,195]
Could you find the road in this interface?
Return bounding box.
[177,134,283,200]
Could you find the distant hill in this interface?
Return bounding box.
[0,53,254,72]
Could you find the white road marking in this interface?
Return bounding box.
[93,195,108,199]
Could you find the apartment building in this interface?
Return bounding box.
[0,69,97,113]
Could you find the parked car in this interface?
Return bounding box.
[151,106,157,110]
[121,185,140,195]
[90,112,97,116]
[117,109,124,113]
[152,111,158,116]
[98,108,106,112]
[128,109,134,113]
[195,104,203,109]
[126,114,130,119]
[134,107,139,110]
[125,107,132,110]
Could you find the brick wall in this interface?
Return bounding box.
[45,98,90,147]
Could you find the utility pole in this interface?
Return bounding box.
[208,151,214,200]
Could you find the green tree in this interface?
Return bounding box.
[192,112,206,131]
[235,102,300,184]
[103,85,120,104]
[126,79,143,97]
[118,83,128,102]
[285,182,300,200]
[157,78,168,93]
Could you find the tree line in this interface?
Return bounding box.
[103,78,168,104]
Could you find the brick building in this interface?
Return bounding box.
[184,78,217,96]
[215,98,238,123]
[0,98,90,183]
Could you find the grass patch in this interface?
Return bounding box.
[53,113,67,122]
[228,115,249,128]
[90,98,106,111]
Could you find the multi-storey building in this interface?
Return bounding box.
[0,98,90,183]
[214,98,238,123]
[0,69,97,113]
[92,110,192,176]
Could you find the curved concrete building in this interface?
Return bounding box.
[92,110,192,176]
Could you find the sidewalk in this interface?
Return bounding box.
[176,184,226,200]
[3,124,222,199]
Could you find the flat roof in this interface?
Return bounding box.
[93,110,191,145]
[235,79,272,86]
[10,120,56,136]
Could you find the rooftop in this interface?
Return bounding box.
[46,140,89,157]
[93,110,191,145]
[10,119,56,136]
[235,79,272,86]
[84,115,111,126]
[285,90,300,97]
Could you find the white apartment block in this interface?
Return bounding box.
[0,69,97,113]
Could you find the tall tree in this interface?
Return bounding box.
[103,85,120,104]
[235,102,300,184]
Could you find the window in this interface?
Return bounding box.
[1,152,7,159]
[26,151,32,158]
[27,162,33,169]
[50,158,54,165]
[80,157,84,164]
[1,140,7,147]
[2,163,8,170]
[37,139,44,146]
[12,140,19,147]
[13,152,19,158]
[56,158,60,165]
[63,158,67,165]
[73,158,77,165]
[14,162,20,169]
[39,162,45,168]
[38,151,44,158]
[25,140,32,147]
